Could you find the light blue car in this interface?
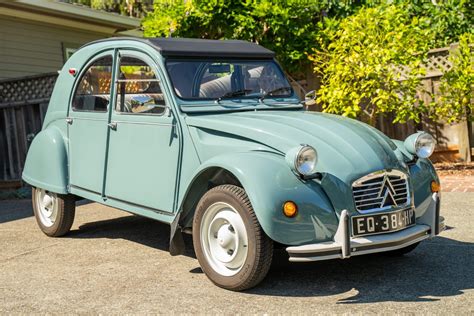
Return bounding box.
[23,38,444,291]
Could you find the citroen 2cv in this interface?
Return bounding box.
[23,37,444,291]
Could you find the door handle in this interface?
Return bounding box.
[108,122,117,130]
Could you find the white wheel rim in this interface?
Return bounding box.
[35,189,58,227]
[200,202,249,277]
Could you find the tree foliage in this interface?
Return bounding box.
[400,0,473,48]
[436,33,474,122]
[311,1,473,124]
[310,5,433,124]
[142,0,378,76]
[62,0,152,18]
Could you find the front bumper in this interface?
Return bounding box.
[287,193,444,262]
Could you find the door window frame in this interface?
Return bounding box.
[113,50,171,117]
[69,50,116,115]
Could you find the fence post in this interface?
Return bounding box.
[459,120,472,162]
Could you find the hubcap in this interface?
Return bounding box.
[200,202,248,276]
[35,189,58,227]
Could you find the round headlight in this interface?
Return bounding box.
[285,145,318,177]
[415,133,435,158]
[404,132,435,158]
[296,146,318,175]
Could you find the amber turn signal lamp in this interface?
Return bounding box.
[283,201,298,218]
[431,181,441,193]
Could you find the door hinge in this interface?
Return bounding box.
[66,117,73,125]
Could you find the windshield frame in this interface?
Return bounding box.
[164,57,297,102]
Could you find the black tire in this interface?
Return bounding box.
[193,185,273,291]
[383,242,420,257]
[32,187,76,237]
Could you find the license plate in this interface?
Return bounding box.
[352,208,415,237]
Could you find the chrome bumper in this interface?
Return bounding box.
[287,193,444,262]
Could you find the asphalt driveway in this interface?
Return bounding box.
[0,193,473,314]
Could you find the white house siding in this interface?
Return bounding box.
[0,15,109,79]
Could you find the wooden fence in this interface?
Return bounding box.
[378,44,473,162]
[0,73,57,185]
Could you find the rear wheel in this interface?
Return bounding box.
[32,187,75,237]
[193,185,273,291]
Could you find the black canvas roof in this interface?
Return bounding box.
[146,38,275,58]
[81,37,275,58]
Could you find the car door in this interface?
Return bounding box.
[68,52,114,196]
[103,50,180,213]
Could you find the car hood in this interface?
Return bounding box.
[185,110,407,184]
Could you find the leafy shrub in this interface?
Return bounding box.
[310,5,433,124]
[142,1,385,77]
[400,0,473,48]
[436,33,474,122]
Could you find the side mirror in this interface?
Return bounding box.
[303,90,317,106]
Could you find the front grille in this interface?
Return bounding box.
[352,170,410,213]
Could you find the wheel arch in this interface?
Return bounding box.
[179,166,242,229]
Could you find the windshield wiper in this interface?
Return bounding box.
[216,89,253,103]
[259,86,292,103]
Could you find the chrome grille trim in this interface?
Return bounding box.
[352,170,410,214]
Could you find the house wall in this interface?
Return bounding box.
[0,15,109,79]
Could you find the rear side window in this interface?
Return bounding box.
[72,55,113,112]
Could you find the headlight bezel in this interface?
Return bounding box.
[404,132,436,159]
[285,144,319,178]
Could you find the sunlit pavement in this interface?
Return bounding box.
[0,194,472,314]
[440,175,474,192]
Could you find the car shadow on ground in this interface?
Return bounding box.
[0,198,94,224]
[0,199,33,223]
[68,214,196,258]
[68,214,473,303]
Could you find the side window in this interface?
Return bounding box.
[116,56,165,115]
[72,55,113,112]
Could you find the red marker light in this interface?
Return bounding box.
[69,68,77,76]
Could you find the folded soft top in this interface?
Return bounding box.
[81,37,275,59]
[147,37,275,58]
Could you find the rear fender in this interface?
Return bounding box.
[22,126,68,194]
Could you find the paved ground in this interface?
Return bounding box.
[0,193,473,314]
[440,175,474,192]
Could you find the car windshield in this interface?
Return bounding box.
[165,59,293,101]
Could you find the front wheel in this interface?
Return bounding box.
[193,185,273,291]
[32,187,75,237]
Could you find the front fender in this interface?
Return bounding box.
[22,126,68,194]
[185,151,338,246]
[410,158,439,217]
[390,140,439,218]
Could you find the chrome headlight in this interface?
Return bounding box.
[286,145,318,176]
[404,132,435,158]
